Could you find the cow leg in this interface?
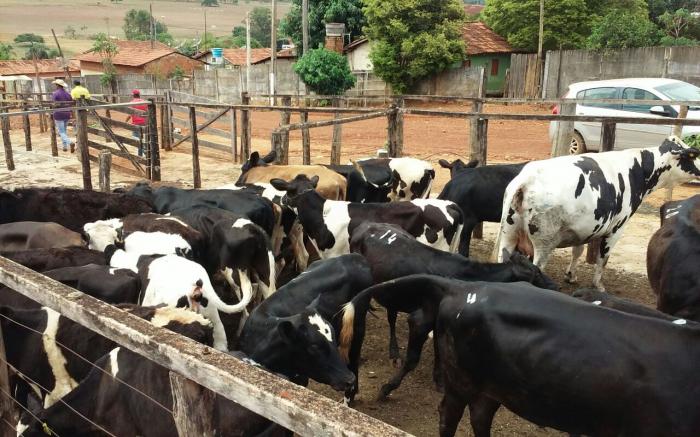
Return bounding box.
[565,244,585,284]
[378,310,431,400]
[253,250,277,299]
[432,331,443,391]
[532,240,555,269]
[387,310,401,366]
[439,390,468,437]
[289,223,308,271]
[592,233,621,291]
[459,218,477,257]
[468,395,501,437]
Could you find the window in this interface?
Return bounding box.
[490,59,499,76]
[621,88,661,113]
[581,87,620,109]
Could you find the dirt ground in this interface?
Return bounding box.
[1,105,699,436]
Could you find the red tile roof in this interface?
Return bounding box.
[462,21,513,55]
[197,48,296,66]
[343,38,368,53]
[76,40,178,67]
[464,5,484,16]
[0,59,80,76]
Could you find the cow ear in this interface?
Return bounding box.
[438,159,452,169]
[681,148,699,161]
[277,320,298,344]
[248,151,260,164]
[269,178,289,191]
[465,159,479,168]
[310,175,320,188]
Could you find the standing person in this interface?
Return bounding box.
[125,89,147,157]
[51,79,74,153]
[70,80,91,101]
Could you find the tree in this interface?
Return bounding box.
[91,33,119,89]
[587,12,661,49]
[0,43,14,61]
[23,43,59,60]
[249,7,272,47]
[483,0,590,51]
[123,9,170,41]
[14,33,44,44]
[280,0,365,54]
[648,0,697,22]
[294,48,355,95]
[63,25,77,39]
[176,39,198,57]
[201,0,219,6]
[363,0,465,94]
[658,8,699,45]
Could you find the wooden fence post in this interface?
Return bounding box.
[49,113,58,157]
[189,106,201,189]
[280,96,291,164]
[0,320,18,436]
[600,121,617,152]
[666,104,689,202]
[394,96,404,157]
[330,97,343,165]
[301,111,310,165]
[37,92,46,133]
[1,106,14,171]
[169,372,216,437]
[165,90,173,151]
[76,106,92,190]
[386,104,398,158]
[552,102,576,156]
[230,107,238,162]
[147,98,161,182]
[22,102,31,151]
[159,100,170,151]
[469,99,487,165]
[240,92,251,160]
[98,150,111,193]
[271,131,283,164]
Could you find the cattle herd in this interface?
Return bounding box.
[0,136,698,436]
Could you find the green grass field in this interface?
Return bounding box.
[0,0,289,57]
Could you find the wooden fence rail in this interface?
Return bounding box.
[0,257,412,437]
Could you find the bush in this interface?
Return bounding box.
[684,134,700,149]
[294,48,355,95]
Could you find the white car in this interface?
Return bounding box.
[549,78,700,154]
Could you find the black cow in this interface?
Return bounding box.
[0,247,106,272]
[349,222,558,398]
[238,254,372,404]
[325,162,393,203]
[0,188,153,232]
[2,304,194,411]
[437,159,526,256]
[271,175,463,259]
[340,275,700,437]
[124,182,276,236]
[647,194,700,321]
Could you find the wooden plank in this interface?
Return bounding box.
[49,115,58,157]
[301,111,310,165]
[283,111,388,133]
[172,119,235,140]
[87,126,141,146]
[171,105,221,120]
[98,150,111,193]
[280,96,292,165]
[241,92,251,160]
[76,108,92,190]
[173,134,230,153]
[147,98,161,182]
[0,309,18,437]
[0,101,151,118]
[86,107,146,175]
[552,103,576,157]
[230,108,237,162]
[394,97,404,157]
[386,106,398,158]
[189,107,201,189]
[22,103,31,151]
[171,107,230,149]
[1,106,14,171]
[170,372,216,437]
[601,121,616,152]
[90,114,143,133]
[0,257,410,437]
[87,141,147,164]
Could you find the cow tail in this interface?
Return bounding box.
[214,272,254,314]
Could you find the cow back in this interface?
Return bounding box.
[241,165,347,200]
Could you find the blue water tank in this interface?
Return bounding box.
[211,47,223,58]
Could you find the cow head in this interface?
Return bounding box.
[659,136,700,184]
[83,219,124,251]
[348,161,392,203]
[125,181,154,202]
[438,158,478,178]
[508,252,559,291]
[241,150,277,174]
[270,174,320,209]
[0,189,20,224]
[274,309,356,391]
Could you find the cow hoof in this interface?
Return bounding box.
[564,272,577,284]
[376,386,393,401]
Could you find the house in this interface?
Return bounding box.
[194,48,296,71]
[76,40,203,77]
[343,21,515,96]
[461,21,514,95]
[0,59,80,93]
[464,4,485,17]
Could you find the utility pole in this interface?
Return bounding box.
[302,0,309,55]
[150,3,155,48]
[270,0,277,104]
[537,0,544,62]
[246,12,251,92]
[203,8,207,51]
[51,28,73,84]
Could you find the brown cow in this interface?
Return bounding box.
[238,151,347,200]
[647,194,700,321]
[0,222,85,251]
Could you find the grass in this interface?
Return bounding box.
[0,0,290,57]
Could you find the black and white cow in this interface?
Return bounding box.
[497,136,700,290]
[83,213,203,260]
[339,276,700,437]
[0,188,153,232]
[124,182,276,237]
[106,250,250,350]
[0,222,85,251]
[270,175,463,258]
[437,159,527,256]
[0,247,106,272]
[239,254,372,404]
[355,157,435,201]
[349,222,558,398]
[647,194,700,321]
[1,304,198,411]
[170,205,276,304]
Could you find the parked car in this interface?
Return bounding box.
[549,78,700,153]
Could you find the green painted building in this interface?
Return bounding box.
[462,22,515,96]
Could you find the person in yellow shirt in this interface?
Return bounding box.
[70,80,91,100]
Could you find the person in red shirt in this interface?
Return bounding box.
[125,89,147,157]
